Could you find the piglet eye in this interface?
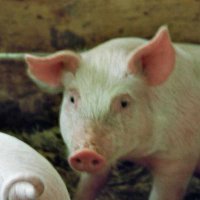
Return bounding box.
[70,96,75,104]
[112,94,132,113]
[120,100,129,108]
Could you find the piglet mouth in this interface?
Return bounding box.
[68,148,106,173]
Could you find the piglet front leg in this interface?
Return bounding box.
[149,158,196,200]
[74,168,110,200]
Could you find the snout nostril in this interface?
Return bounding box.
[75,158,81,163]
[92,159,100,166]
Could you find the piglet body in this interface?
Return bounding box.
[0,132,70,200]
[26,26,200,200]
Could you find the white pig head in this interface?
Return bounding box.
[25,26,175,166]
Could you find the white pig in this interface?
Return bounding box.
[25,26,200,200]
[0,132,70,200]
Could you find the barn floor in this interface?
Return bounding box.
[4,127,200,200]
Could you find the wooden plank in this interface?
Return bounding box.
[0,0,200,52]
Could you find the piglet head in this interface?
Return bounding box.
[25,26,175,174]
[63,26,175,172]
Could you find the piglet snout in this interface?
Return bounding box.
[69,149,105,173]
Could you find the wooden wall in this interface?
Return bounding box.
[0,0,200,52]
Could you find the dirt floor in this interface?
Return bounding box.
[2,126,200,200]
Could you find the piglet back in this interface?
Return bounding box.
[1,172,44,200]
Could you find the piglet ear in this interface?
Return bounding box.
[128,26,175,86]
[25,50,80,92]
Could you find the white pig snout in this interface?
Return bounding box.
[68,149,106,173]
